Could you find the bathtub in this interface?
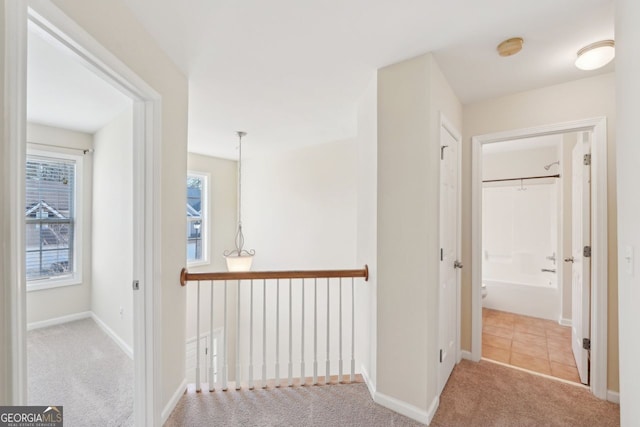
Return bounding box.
[482,279,560,321]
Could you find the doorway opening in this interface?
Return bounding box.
[26,19,135,425]
[6,1,162,424]
[471,117,608,399]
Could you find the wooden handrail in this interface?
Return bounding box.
[180,265,368,286]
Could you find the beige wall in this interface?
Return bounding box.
[92,108,134,350]
[377,53,461,417]
[26,123,94,324]
[615,0,640,422]
[462,72,618,392]
[186,153,237,275]
[51,0,189,411]
[356,74,378,385]
[185,153,238,378]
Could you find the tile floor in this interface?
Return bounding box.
[482,308,581,383]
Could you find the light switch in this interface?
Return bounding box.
[624,245,634,276]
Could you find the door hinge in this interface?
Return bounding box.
[205,347,208,355]
[440,248,443,261]
[441,145,448,160]
[132,280,140,291]
[584,153,591,166]
[439,349,443,363]
[583,338,591,351]
[583,246,592,258]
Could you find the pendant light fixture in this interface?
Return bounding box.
[575,40,615,71]
[224,131,255,271]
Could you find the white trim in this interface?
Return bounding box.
[606,390,620,404]
[481,358,590,389]
[460,350,473,361]
[5,0,29,405]
[360,365,376,399]
[91,312,134,360]
[471,117,608,399]
[6,2,164,424]
[426,395,439,425]
[364,362,437,425]
[374,391,435,425]
[559,317,572,327]
[161,378,187,424]
[26,311,91,331]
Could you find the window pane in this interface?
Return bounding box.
[25,155,75,281]
[187,175,204,262]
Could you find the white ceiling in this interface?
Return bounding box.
[27,25,132,134]
[28,0,615,157]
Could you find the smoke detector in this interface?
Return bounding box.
[497,37,524,57]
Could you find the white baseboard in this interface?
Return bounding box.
[559,317,572,327]
[360,365,376,398]
[460,350,473,361]
[27,311,92,331]
[374,390,435,425]
[607,390,620,404]
[161,378,187,424]
[361,365,438,425]
[91,312,133,359]
[426,396,439,425]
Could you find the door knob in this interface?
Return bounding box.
[454,260,463,269]
[564,257,575,263]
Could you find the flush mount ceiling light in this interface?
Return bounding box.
[497,37,524,57]
[575,40,615,71]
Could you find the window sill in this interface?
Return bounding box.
[27,276,82,292]
[187,259,210,269]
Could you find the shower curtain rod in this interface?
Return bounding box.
[483,173,560,183]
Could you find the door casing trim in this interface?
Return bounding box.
[5,1,163,423]
[470,117,608,399]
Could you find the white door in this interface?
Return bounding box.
[438,120,461,395]
[571,132,591,385]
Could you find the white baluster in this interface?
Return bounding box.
[249,280,254,389]
[262,279,267,389]
[222,281,228,391]
[275,279,280,387]
[325,278,330,384]
[300,280,305,385]
[339,278,343,383]
[236,281,241,390]
[288,278,293,387]
[209,280,215,391]
[351,277,355,382]
[313,278,318,385]
[196,281,201,392]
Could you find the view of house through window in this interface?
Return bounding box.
[187,173,207,263]
[25,153,77,283]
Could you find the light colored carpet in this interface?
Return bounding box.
[431,360,620,427]
[27,318,134,427]
[166,360,620,427]
[165,382,423,427]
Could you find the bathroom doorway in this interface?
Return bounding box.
[470,118,609,398]
[480,133,577,382]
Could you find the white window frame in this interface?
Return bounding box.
[187,171,210,267]
[26,148,84,291]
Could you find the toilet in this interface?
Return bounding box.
[481,282,488,299]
